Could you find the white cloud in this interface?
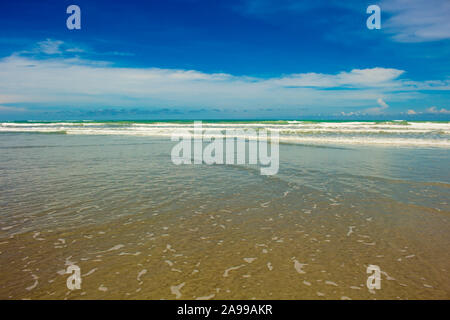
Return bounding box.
[0,105,26,113]
[238,0,450,43]
[65,47,85,53]
[377,98,389,109]
[363,98,390,115]
[426,106,450,114]
[0,47,446,114]
[382,0,450,42]
[36,39,64,55]
[267,68,405,88]
[400,107,450,115]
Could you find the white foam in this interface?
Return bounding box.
[137,269,147,282]
[2,121,449,147]
[25,274,39,291]
[293,259,307,274]
[223,265,245,277]
[98,285,108,292]
[347,226,355,237]
[107,244,125,251]
[83,268,97,277]
[170,282,185,299]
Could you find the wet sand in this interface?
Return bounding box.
[0,133,449,299]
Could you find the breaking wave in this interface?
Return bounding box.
[1,121,449,147]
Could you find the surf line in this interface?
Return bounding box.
[170,121,279,175]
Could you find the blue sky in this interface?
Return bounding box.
[0,0,449,120]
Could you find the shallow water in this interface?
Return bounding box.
[0,130,449,299]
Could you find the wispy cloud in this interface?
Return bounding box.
[340,98,390,116]
[403,106,449,115]
[364,98,390,115]
[381,0,450,42]
[0,40,448,115]
[426,106,450,114]
[267,68,405,88]
[236,0,450,43]
[36,39,64,54]
[0,56,404,110]
[17,38,133,59]
[0,105,26,113]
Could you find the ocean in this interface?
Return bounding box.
[0,120,449,299]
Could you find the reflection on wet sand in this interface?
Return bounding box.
[1,184,449,299]
[0,134,449,299]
